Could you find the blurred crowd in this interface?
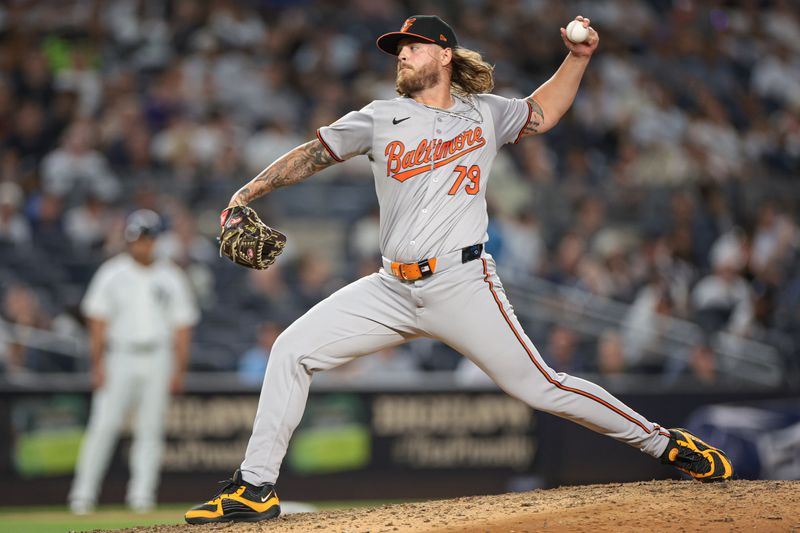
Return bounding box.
[0,0,799,388]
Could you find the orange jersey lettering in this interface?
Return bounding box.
[384,127,485,182]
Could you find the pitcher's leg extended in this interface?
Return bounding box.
[241,273,418,485]
[426,257,670,456]
[186,272,419,524]
[425,257,733,480]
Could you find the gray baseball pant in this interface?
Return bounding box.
[240,254,670,485]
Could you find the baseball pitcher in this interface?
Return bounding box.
[186,15,733,524]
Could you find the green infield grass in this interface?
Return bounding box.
[0,501,401,533]
[0,505,185,533]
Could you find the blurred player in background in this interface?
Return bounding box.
[69,210,199,514]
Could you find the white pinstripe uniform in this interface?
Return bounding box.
[70,253,199,509]
[238,92,670,486]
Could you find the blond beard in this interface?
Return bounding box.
[396,61,441,96]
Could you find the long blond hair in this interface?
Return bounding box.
[450,47,495,95]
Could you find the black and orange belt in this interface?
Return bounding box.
[382,244,483,281]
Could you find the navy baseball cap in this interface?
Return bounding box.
[376,15,458,56]
[124,209,163,242]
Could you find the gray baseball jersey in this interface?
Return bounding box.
[240,94,671,486]
[317,94,530,262]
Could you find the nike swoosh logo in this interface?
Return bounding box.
[261,490,275,502]
[392,117,411,125]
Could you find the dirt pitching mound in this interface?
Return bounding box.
[116,480,799,533]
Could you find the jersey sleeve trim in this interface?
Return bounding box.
[315,129,344,162]
[513,100,534,144]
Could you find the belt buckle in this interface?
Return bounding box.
[391,258,436,281]
[417,259,433,279]
[390,263,408,280]
[402,262,422,281]
[400,263,415,281]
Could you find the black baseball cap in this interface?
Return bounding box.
[376,15,458,56]
[124,209,163,242]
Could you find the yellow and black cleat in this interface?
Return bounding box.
[185,469,280,524]
[660,428,734,482]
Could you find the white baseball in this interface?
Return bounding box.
[566,20,589,43]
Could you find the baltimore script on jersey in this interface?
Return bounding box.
[385,125,486,182]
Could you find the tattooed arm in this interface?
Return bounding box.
[519,16,599,138]
[228,139,338,207]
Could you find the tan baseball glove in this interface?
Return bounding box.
[218,206,286,270]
